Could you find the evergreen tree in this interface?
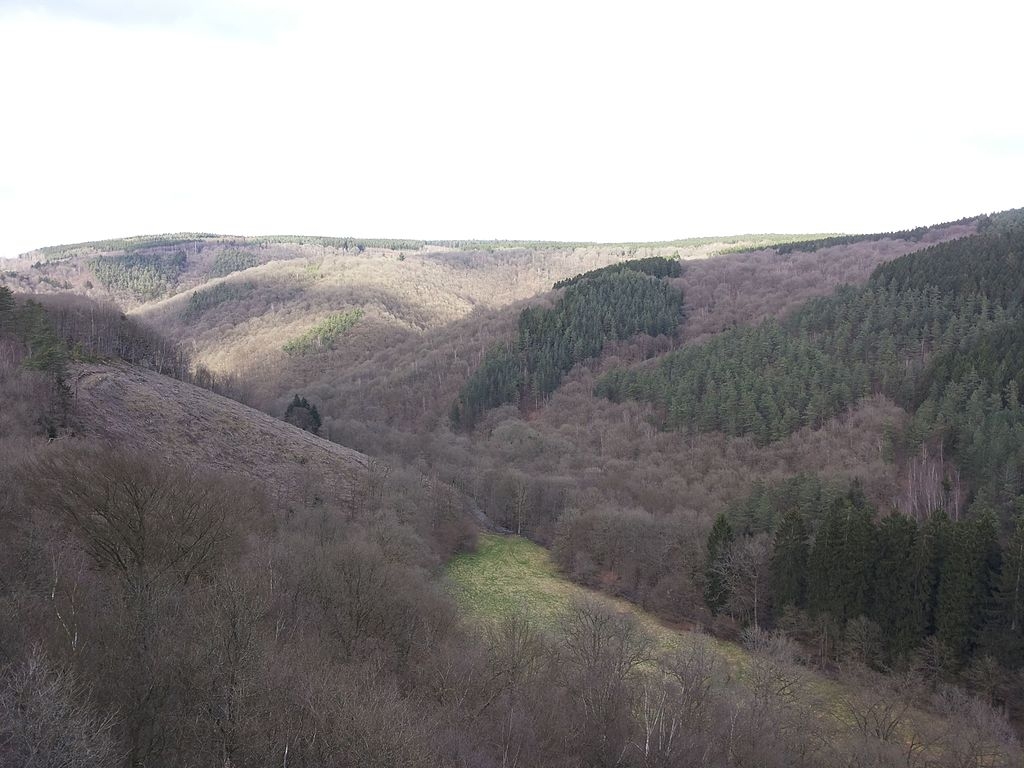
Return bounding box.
[837,501,878,624]
[458,269,682,428]
[993,514,1024,667]
[0,285,13,326]
[704,514,734,614]
[807,505,843,619]
[936,514,1000,664]
[871,514,918,661]
[910,511,950,643]
[285,394,322,435]
[770,507,808,611]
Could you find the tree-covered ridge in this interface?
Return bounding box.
[598,217,1024,520]
[552,256,681,289]
[35,233,424,259]
[253,235,425,251]
[452,269,683,429]
[209,249,261,277]
[36,233,214,260]
[870,210,1024,309]
[182,282,254,323]
[708,477,1024,678]
[596,283,996,444]
[769,214,981,255]
[89,251,187,300]
[283,308,364,355]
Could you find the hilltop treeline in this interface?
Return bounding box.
[552,255,681,289]
[254,235,425,251]
[36,233,214,261]
[451,265,683,428]
[770,214,981,255]
[599,210,1024,523]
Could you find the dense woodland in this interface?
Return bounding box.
[2,213,1024,766]
[598,212,1024,524]
[766,214,980,255]
[89,251,188,301]
[706,477,1024,676]
[452,260,683,428]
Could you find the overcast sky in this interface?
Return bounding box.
[1,0,1022,256]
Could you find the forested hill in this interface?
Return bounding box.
[588,210,1024,685]
[5,210,1024,765]
[598,209,1024,525]
[451,258,683,428]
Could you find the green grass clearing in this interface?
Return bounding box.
[447,533,743,664]
[446,533,947,752]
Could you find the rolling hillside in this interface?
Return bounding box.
[447,534,1019,766]
[3,210,1023,766]
[68,361,371,510]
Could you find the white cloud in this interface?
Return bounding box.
[1,0,1022,257]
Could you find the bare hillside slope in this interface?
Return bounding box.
[69,361,370,508]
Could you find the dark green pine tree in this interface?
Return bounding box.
[285,394,322,435]
[807,505,843,619]
[992,514,1024,667]
[704,514,734,614]
[969,508,1004,658]
[871,514,918,661]
[837,502,878,624]
[936,513,1001,664]
[771,507,809,611]
[909,511,951,643]
[15,300,68,376]
[0,285,14,325]
[936,527,973,663]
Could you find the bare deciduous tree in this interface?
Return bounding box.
[932,685,1023,768]
[557,597,653,767]
[0,649,120,768]
[713,535,773,630]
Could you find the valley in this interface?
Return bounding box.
[1,210,1022,767]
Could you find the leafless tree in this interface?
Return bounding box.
[836,665,931,766]
[26,449,239,767]
[713,534,773,630]
[557,597,653,767]
[0,648,121,768]
[932,685,1023,768]
[629,637,722,766]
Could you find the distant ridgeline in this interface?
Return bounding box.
[766,213,982,255]
[450,257,683,429]
[34,233,425,261]
[598,209,1024,523]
